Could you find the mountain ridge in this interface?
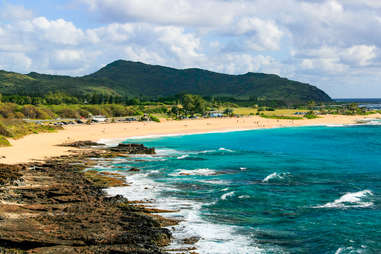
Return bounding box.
[0,60,332,103]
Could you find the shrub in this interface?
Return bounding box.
[305,111,318,119]
[0,123,13,137]
[0,136,10,147]
[150,115,160,122]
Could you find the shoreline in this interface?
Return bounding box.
[0,146,176,253]
[0,114,380,164]
[0,116,379,253]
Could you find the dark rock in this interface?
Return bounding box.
[129,168,141,172]
[182,236,201,245]
[59,140,104,148]
[110,143,155,154]
[0,151,170,253]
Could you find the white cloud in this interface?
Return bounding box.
[341,45,376,67]
[28,17,85,45]
[155,26,201,59]
[81,0,238,27]
[0,3,33,21]
[0,52,32,71]
[236,17,283,51]
[1,0,381,97]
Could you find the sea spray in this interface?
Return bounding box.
[262,172,290,183]
[315,190,374,209]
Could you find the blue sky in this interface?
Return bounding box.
[0,0,380,98]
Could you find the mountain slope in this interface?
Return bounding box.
[0,60,332,103]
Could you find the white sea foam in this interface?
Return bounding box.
[238,195,250,199]
[315,190,374,209]
[326,124,346,127]
[218,147,234,152]
[198,180,229,185]
[240,167,247,171]
[221,191,235,200]
[164,199,264,254]
[156,148,183,156]
[198,149,217,154]
[262,172,289,183]
[335,246,369,254]
[103,159,265,254]
[177,154,189,159]
[365,120,381,125]
[169,168,217,177]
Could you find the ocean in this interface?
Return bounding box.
[100,123,381,254]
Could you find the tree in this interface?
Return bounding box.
[181,94,208,115]
[223,108,234,116]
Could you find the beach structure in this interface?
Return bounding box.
[208,111,224,118]
[92,115,107,122]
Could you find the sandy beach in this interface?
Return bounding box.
[0,114,379,164]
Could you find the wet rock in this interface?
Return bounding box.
[129,168,141,172]
[182,236,201,245]
[110,143,155,154]
[0,164,23,185]
[0,151,170,253]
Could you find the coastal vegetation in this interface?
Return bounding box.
[0,119,60,146]
[0,60,377,149]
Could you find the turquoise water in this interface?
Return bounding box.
[104,125,381,253]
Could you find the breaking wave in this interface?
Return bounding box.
[315,190,374,209]
[221,191,235,200]
[170,168,218,177]
[262,172,290,183]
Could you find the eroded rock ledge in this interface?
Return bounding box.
[0,143,172,254]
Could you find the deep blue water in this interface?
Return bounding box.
[102,125,381,253]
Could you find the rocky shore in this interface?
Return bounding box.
[0,142,175,253]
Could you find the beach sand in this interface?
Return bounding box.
[0,114,379,164]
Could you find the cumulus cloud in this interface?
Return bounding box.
[341,45,376,67]
[0,0,381,96]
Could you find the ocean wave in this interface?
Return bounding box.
[366,120,381,125]
[218,147,234,152]
[198,149,217,154]
[156,148,183,156]
[238,195,250,199]
[315,190,374,209]
[198,180,229,185]
[170,168,218,177]
[335,246,369,254]
[326,124,346,127]
[195,147,235,154]
[177,154,189,159]
[106,171,264,253]
[164,200,264,254]
[221,191,235,200]
[262,172,289,183]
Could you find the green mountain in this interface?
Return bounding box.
[0,60,331,103]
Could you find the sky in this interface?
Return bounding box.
[0,0,380,98]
